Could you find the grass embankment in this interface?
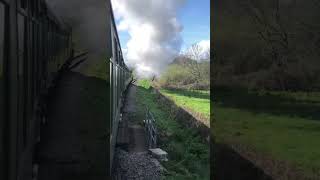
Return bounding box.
[136,79,210,180]
[160,89,210,124]
[213,87,320,177]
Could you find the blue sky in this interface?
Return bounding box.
[178,0,210,50]
[117,0,210,52]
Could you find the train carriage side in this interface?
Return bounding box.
[109,2,132,169]
[0,0,73,179]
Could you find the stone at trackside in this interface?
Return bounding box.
[148,148,168,161]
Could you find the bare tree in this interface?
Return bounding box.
[185,43,205,61]
[182,43,205,86]
[243,0,291,90]
[299,0,320,54]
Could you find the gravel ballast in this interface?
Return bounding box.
[113,149,163,180]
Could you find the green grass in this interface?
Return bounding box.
[137,79,152,89]
[136,80,210,180]
[160,89,210,121]
[213,87,320,176]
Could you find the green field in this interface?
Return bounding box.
[213,87,320,177]
[136,80,210,180]
[160,89,210,122]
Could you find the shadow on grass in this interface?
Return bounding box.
[213,86,320,121]
[212,142,272,180]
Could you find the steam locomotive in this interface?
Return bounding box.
[108,1,132,170]
[0,0,73,179]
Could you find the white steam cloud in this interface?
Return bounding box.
[111,0,185,77]
[45,0,107,55]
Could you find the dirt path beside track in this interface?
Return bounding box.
[113,83,162,180]
[123,84,147,152]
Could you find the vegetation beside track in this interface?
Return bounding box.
[136,79,210,180]
[160,89,210,123]
[139,79,210,123]
[213,87,320,178]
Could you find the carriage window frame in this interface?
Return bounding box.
[30,0,35,17]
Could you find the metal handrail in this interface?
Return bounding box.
[145,107,157,149]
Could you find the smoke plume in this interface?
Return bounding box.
[111,0,185,77]
[45,0,108,55]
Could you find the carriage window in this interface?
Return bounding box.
[30,0,37,16]
[35,0,39,16]
[113,37,118,63]
[118,50,121,65]
[21,0,27,9]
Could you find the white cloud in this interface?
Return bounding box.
[111,0,185,78]
[198,40,210,50]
